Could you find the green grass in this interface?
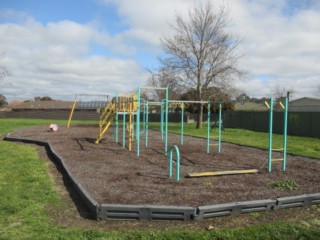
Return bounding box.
[0,118,98,136]
[149,122,320,159]
[0,118,319,239]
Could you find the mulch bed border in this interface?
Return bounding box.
[4,133,320,221]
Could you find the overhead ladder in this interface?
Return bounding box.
[95,100,116,144]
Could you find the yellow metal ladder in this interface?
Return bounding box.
[95,100,116,144]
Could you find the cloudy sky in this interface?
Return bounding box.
[0,0,320,102]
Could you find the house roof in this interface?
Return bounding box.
[234,102,268,111]
[289,97,320,105]
[11,100,109,109]
[11,100,74,109]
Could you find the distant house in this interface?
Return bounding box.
[10,100,109,111]
[234,102,267,111]
[11,100,74,110]
[289,97,320,112]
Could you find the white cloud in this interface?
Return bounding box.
[100,0,194,48]
[0,15,147,101]
[229,0,320,98]
[1,0,320,102]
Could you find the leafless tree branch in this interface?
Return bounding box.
[152,2,245,128]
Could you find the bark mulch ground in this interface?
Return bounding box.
[8,125,320,208]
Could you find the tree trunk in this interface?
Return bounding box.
[196,81,203,128]
[196,104,203,128]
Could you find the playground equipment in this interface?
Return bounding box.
[265,97,288,172]
[68,89,289,176]
[136,86,169,156]
[68,93,139,149]
[69,87,222,158]
[153,99,222,155]
[166,101,187,145]
[207,101,222,154]
[96,94,138,148]
[68,94,111,128]
[186,169,258,178]
[168,145,181,182]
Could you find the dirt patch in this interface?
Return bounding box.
[8,125,320,208]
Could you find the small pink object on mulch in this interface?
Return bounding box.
[49,124,58,132]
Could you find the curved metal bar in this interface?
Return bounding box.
[168,145,181,182]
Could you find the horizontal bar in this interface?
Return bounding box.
[168,100,209,104]
[140,87,167,90]
[77,93,113,97]
[272,158,284,162]
[147,102,164,105]
[272,148,284,151]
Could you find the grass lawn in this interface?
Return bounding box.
[0,118,319,239]
[149,122,320,159]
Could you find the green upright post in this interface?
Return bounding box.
[282,97,288,171]
[168,145,180,182]
[136,87,141,156]
[165,87,169,155]
[181,104,184,145]
[268,97,274,172]
[218,102,222,153]
[143,100,146,133]
[115,94,119,143]
[207,102,211,154]
[146,101,149,147]
[161,100,164,141]
[123,109,126,148]
[140,98,146,134]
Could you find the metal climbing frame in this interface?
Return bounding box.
[207,101,222,154]
[137,86,169,156]
[266,97,288,172]
[67,93,112,128]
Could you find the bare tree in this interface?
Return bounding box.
[158,2,244,128]
[147,68,181,101]
[272,84,294,101]
[0,52,11,94]
[314,84,320,97]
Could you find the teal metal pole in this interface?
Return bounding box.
[169,149,172,177]
[176,147,180,182]
[168,145,180,182]
[218,102,222,153]
[146,101,149,147]
[123,110,126,148]
[115,94,119,143]
[140,98,145,134]
[136,87,141,156]
[165,87,169,155]
[207,102,211,154]
[181,104,184,145]
[268,97,274,172]
[161,100,164,141]
[282,97,288,171]
[143,100,146,133]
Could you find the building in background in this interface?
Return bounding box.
[289,97,320,112]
